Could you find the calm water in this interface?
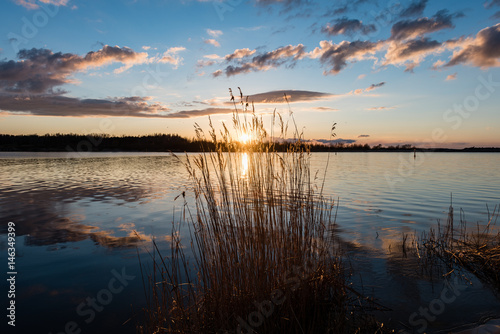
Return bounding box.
[1,152,499,333]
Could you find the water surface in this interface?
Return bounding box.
[1,152,499,333]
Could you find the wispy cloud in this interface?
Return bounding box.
[446,72,457,80]
[310,40,381,75]
[485,0,500,19]
[212,69,223,77]
[399,0,428,18]
[321,17,376,37]
[249,90,335,103]
[352,82,386,95]
[366,106,397,110]
[14,0,69,10]
[390,10,460,41]
[313,106,339,112]
[164,107,233,118]
[484,0,500,8]
[215,44,306,77]
[158,46,186,68]
[254,0,309,12]
[358,134,370,138]
[204,39,221,47]
[225,48,257,61]
[206,29,223,38]
[365,82,385,92]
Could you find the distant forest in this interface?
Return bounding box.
[0,134,498,152]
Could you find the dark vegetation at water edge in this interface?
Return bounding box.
[1,133,499,152]
[406,204,500,294]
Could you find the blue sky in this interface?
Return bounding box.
[0,0,499,147]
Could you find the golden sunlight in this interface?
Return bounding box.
[241,152,248,177]
[239,133,250,144]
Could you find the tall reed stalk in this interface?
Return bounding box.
[138,90,384,333]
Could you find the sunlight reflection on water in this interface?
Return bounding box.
[241,152,248,177]
[0,152,499,333]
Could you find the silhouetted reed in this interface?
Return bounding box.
[138,89,388,333]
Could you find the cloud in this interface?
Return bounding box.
[365,82,385,91]
[399,0,428,18]
[248,90,335,103]
[224,48,257,61]
[14,0,69,10]
[204,54,223,60]
[366,106,397,110]
[444,23,500,68]
[0,94,172,118]
[313,138,356,145]
[0,46,149,94]
[204,39,221,47]
[321,18,376,36]
[310,40,381,75]
[197,54,223,69]
[491,11,500,19]
[358,134,370,138]
[390,10,458,41]
[212,69,223,77]
[432,59,446,69]
[329,5,348,15]
[218,44,306,77]
[313,106,339,112]
[159,46,186,68]
[484,0,500,8]
[0,95,237,119]
[196,59,216,68]
[383,38,444,72]
[207,29,223,38]
[164,107,233,118]
[254,0,308,11]
[446,73,457,80]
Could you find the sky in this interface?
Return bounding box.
[0,0,499,148]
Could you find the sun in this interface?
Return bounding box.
[239,133,251,144]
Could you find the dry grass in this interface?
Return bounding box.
[138,89,389,334]
[410,203,500,291]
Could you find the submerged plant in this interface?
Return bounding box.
[410,203,500,292]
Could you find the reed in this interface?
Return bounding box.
[138,89,387,333]
[411,203,500,291]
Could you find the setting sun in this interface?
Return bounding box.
[239,133,251,144]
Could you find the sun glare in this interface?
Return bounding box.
[239,133,250,144]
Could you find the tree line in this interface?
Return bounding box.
[0,134,497,152]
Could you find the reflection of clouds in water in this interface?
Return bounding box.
[1,184,163,248]
[0,155,193,248]
[1,187,151,248]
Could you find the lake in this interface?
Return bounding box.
[1,152,499,333]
